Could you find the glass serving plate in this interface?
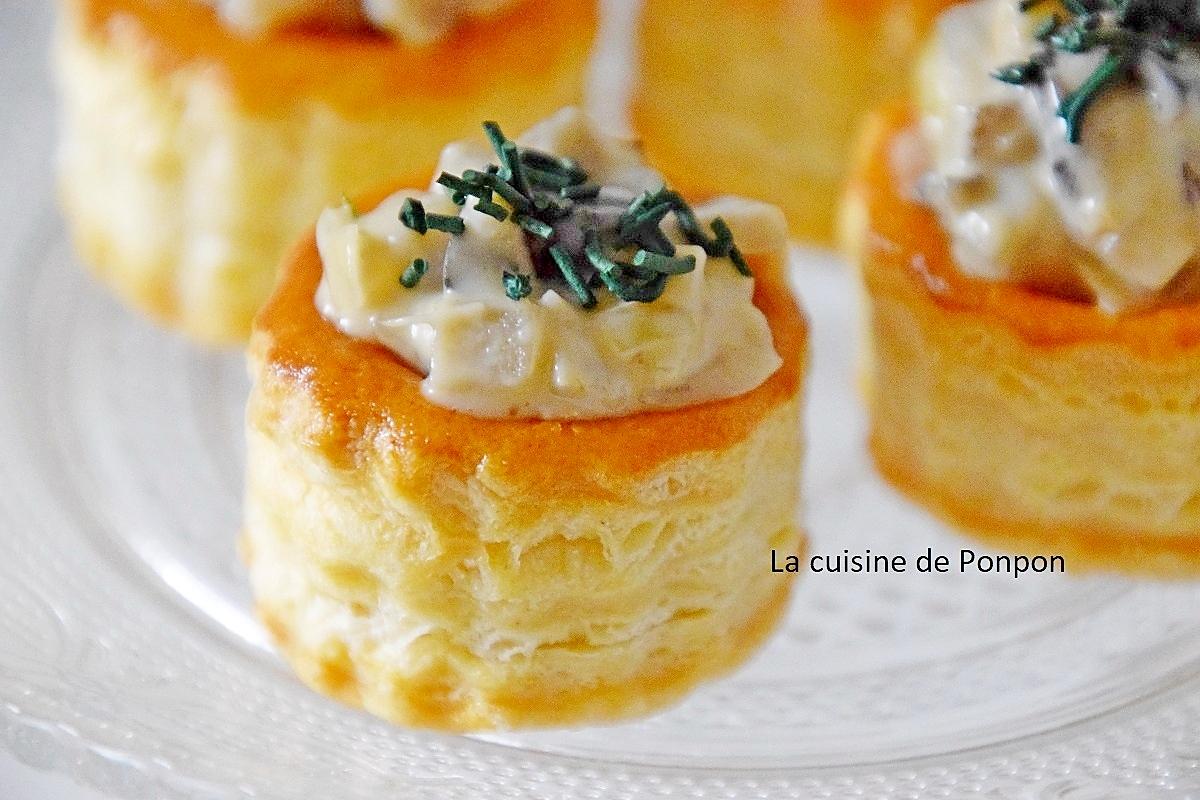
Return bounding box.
[2,2,1200,797]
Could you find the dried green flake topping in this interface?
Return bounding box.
[399,198,464,235]
[393,120,752,307]
[425,214,465,235]
[503,270,532,301]
[400,257,428,289]
[633,249,697,275]
[561,182,601,200]
[399,197,427,234]
[549,244,596,308]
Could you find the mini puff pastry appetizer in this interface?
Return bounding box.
[244,109,808,729]
[844,0,1200,574]
[632,0,955,244]
[55,0,596,344]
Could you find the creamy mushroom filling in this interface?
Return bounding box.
[315,108,786,420]
[916,0,1200,312]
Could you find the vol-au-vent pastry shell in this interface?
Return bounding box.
[844,107,1200,575]
[244,212,808,728]
[54,0,595,343]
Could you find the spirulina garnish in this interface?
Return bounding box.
[399,257,428,289]
[399,198,464,235]
[396,121,751,305]
[993,0,1200,143]
[502,270,532,301]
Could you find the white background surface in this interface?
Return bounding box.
[0,3,98,797]
[0,3,102,796]
[0,752,105,800]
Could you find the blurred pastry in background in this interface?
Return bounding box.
[632,0,954,244]
[843,0,1200,574]
[54,0,597,344]
[243,109,808,729]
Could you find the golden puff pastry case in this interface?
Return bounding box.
[243,109,808,729]
[843,0,1200,575]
